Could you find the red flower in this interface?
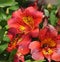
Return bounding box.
[29,24,60,62]
[7,34,31,53]
[8,6,43,37]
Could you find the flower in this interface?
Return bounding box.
[8,6,43,37]
[29,24,60,62]
[7,34,31,53]
[7,34,31,62]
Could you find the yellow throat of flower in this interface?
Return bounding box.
[42,48,53,55]
[23,16,34,29]
[19,25,26,32]
[41,38,56,48]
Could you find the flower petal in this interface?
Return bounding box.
[17,34,31,55]
[52,51,60,61]
[32,51,44,60]
[48,24,58,36]
[29,41,40,50]
[31,28,39,38]
[7,28,19,40]
[39,27,48,40]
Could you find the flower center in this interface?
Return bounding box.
[41,38,56,48]
[42,48,53,55]
[23,16,34,28]
[9,36,22,49]
[19,25,26,32]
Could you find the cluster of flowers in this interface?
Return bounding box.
[7,6,60,62]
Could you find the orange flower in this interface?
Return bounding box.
[8,6,43,37]
[29,24,60,62]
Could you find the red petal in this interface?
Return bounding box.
[31,28,39,38]
[29,41,40,50]
[7,28,18,40]
[39,27,48,40]
[52,51,60,61]
[17,46,30,55]
[17,34,31,55]
[12,9,22,18]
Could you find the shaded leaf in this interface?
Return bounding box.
[0,43,8,54]
[0,9,7,20]
[8,49,17,62]
[3,35,10,42]
[0,29,5,41]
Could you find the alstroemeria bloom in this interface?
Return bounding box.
[7,34,31,53]
[7,34,31,62]
[8,6,43,37]
[29,24,60,62]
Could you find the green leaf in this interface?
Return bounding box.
[0,43,8,54]
[8,49,17,62]
[3,35,10,42]
[49,10,58,26]
[57,0,60,6]
[33,60,45,62]
[0,29,5,41]
[0,0,17,7]
[9,5,19,10]
[0,60,7,62]
[0,9,7,20]
[44,9,49,17]
[25,60,32,62]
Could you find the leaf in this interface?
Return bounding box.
[0,20,7,27]
[25,60,32,62]
[3,35,10,42]
[0,0,17,7]
[33,60,45,62]
[57,0,60,6]
[9,5,19,10]
[0,9,7,20]
[0,29,5,41]
[0,60,7,62]
[8,49,17,62]
[0,43,8,54]
[44,9,49,17]
[49,10,58,26]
